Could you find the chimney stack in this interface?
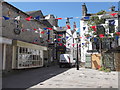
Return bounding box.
[82,3,87,16]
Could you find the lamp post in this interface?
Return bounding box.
[76,37,79,70]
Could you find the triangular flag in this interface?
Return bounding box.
[57,38,61,41]
[94,38,97,42]
[115,36,119,40]
[46,32,50,34]
[43,28,47,30]
[58,34,63,36]
[91,26,96,31]
[84,16,90,20]
[66,36,69,39]
[26,29,30,31]
[45,14,51,19]
[3,16,10,20]
[56,18,62,20]
[34,29,37,31]
[82,43,84,45]
[41,31,45,34]
[80,37,82,39]
[53,26,57,30]
[59,43,63,46]
[72,44,75,47]
[25,16,32,21]
[110,13,117,16]
[38,28,42,31]
[35,31,38,33]
[60,27,62,30]
[47,28,53,30]
[69,17,73,19]
[116,32,120,35]
[34,16,40,20]
[15,16,20,20]
[66,25,71,29]
[99,34,104,38]
[83,27,86,30]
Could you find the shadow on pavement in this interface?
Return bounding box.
[2,65,70,89]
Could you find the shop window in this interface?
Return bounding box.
[17,47,43,68]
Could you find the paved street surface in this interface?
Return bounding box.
[2,65,69,89]
[2,65,119,89]
[29,67,118,88]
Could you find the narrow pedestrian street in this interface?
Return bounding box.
[3,65,118,89]
[29,67,118,88]
[1,1,120,90]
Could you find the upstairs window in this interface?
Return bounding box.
[109,20,115,33]
[96,25,105,35]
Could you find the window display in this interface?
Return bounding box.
[17,47,43,68]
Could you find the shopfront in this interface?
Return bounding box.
[12,40,47,69]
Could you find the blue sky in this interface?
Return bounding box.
[9,2,118,32]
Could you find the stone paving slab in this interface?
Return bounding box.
[29,68,118,88]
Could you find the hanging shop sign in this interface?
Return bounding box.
[14,28,21,35]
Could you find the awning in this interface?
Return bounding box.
[0,36,12,45]
[13,40,47,51]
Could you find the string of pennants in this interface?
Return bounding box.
[1,13,118,46]
[1,12,118,21]
[0,15,80,21]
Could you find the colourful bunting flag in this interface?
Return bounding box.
[34,29,37,31]
[3,16,10,20]
[60,27,62,30]
[66,36,69,39]
[66,25,71,29]
[80,37,82,39]
[35,31,38,33]
[47,28,53,30]
[91,26,96,31]
[116,32,120,35]
[58,34,63,36]
[99,34,104,38]
[34,16,40,20]
[57,38,61,41]
[56,18,62,20]
[43,28,47,30]
[45,14,51,19]
[84,16,90,20]
[83,27,86,30]
[72,44,75,47]
[94,38,97,42]
[38,28,42,31]
[110,13,118,16]
[15,16,20,21]
[41,31,45,34]
[53,26,57,30]
[46,32,50,34]
[68,17,73,19]
[59,43,63,46]
[82,43,84,45]
[25,16,32,21]
[21,29,26,32]
[115,36,119,40]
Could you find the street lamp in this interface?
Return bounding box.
[75,37,79,70]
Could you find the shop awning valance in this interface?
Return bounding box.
[13,40,47,50]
